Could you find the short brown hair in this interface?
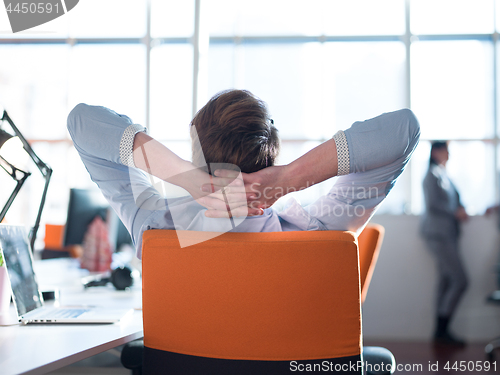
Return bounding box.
[190,89,279,174]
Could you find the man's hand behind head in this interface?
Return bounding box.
[211,165,288,211]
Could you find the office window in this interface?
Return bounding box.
[412,40,494,140]
[69,44,147,125]
[68,0,147,38]
[322,42,406,131]
[1,1,500,250]
[447,142,495,214]
[206,0,405,37]
[208,41,405,144]
[240,42,324,140]
[150,44,193,140]
[151,0,194,38]
[207,0,322,36]
[0,45,70,139]
[322,0,405,36]
[411,0,495,35]
[207,44,237,96]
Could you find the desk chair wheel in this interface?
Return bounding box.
[121,339,144,375]
[485,292,500,362]
[363,346,396,375]
[485,339,500,362]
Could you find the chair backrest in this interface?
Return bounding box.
[358,224,385,304]
[141,230,363,373]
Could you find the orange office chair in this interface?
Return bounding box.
[127,229,394,375]
[358,224,385,304]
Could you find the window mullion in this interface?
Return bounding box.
[145,0,152,131]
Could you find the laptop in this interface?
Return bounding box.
[0,224,134,324]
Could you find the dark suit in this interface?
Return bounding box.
[421,164,468,318]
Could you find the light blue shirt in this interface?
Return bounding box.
[67,105,420,258]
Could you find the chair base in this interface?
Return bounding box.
[485,292,500,361]
[485,337,500,361]
[121,342,396,375]
[143,347,362,375]
[121,339,144,375]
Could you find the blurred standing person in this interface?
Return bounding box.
[485,201,500,288]
[421,141,469,346]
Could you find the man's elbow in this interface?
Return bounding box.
[67,103,89,135]
[394,109,421,160]
[401,108,421,143]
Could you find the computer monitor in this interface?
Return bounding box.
[63,188,132,251]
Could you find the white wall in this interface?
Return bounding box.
[362,214,500,342]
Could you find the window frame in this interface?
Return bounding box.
[1,0,498,218]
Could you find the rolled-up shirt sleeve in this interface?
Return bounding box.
[68,103,146,164]
[67,104,160,253]
[120,123,149,167]
[344,108,419,174]
[305,109,420,234]
[332,130,350,176]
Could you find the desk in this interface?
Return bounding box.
[0,259,143,375]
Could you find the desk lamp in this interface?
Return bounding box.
[0,109,52,251]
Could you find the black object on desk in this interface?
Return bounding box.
[41,289,60,301]
[83,266,134,291]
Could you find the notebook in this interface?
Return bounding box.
[0,224,134,324]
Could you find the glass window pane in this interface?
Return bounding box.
[0,45,70,140]
[411,40,494,140]
[240,42,324,140]
[323,0,405,36]
[31,143,74,223]
[207,0,404,37]
[150,44,193,141]
[151,0,194,38]
[446,142,494,215]
[411,141,494,216]
[23,142,95,249]
[0,169,20,222]
[205,0,238,37]
[208,44,236,97]
[323,42,406,133]
[162,141,192,163]
[68,44,147,126]
[411,0,494,35]
[68,0,146,38]
[233,41,405,141]
[207,0,322,37]
[496,0,500,33]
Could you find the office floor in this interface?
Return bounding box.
[48,341,498,375]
